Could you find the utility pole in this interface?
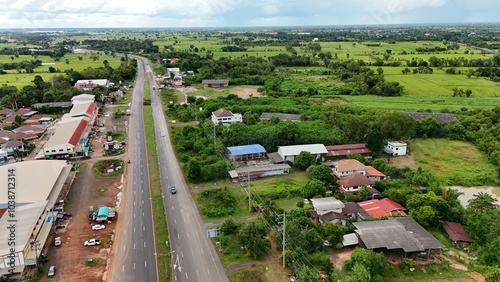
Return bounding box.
[213,123,216,150]
[248,172,251,212]
[282,211,286,268]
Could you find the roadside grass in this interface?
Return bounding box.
[228,268,266,282]
[410,138,499,186]
[143,77,171,281]
[83,257,107,267]
[213,236,254,268]
[195,187,252,221]
[250,172,308,197]
[382,263,469,282]
[110,132,126,141]
[91,160,124,178]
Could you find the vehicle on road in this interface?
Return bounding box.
[152,86,156,90]
[171,186,177,194]
[83,239,101,246]
[54,237,61,247]
[48,266,55,277]
[92,224,105,231]
[161,133,165,137]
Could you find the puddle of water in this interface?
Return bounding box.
[448,186,500,207]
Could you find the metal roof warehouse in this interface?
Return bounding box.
[227,144,266,161]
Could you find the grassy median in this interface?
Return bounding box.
[143,77,171,281]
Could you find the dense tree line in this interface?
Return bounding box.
[0,59,42,73]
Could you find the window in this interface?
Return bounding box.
[59,149,63,152]
[45,150,49,153]
[51,150,56,152]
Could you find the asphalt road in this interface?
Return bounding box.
[109,59,158,282]
[142,60,229,282]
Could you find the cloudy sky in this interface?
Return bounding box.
[0,0,498,29]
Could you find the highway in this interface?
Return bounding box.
[143,58,229,282]
[109,58,158,282]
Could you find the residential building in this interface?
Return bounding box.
[0,140,25,156]
[310,197,345,215]
[384,141,407,156]
[277,144,327,164]
[365,166,386,181]
[202,79,229,88]
[0,108,14,117]
[338,173,375,193]
[358,198,407,218]
[326,144,372,159]
[342,202,370,220]
[332,159,368,178]
[211,109,242,126]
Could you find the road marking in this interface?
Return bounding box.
[208,268,211,276]
[191,250,194,256]
[181,252,184,258]
[134,213,136,218]
[134,201,136,206]
[134,227,136,233]
[174,219,176,224]
[134,263,136,270]
[122,265,124,272]
[187,233,189,238]
[197,270,199,278]
[145,261,147,267]
[171,206,174,210]
[123,245,125,251]
[201,248,204,255]
[143,226,145,231]
[177,234,180,239]
[134,244,136,249]
[185,273,188,279]
[144,242,146,248]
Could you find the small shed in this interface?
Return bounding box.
[227,144,266,161]
[342,233,359,248]
[202,79,229,88]
[442,221,473,249]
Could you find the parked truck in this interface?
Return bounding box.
[83,239,101,246]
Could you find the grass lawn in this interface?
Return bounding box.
[249,172,309,197]
[214,236,254,268]
[383,264,470,282]
[410,139,499,186]
[274,196,301,211]
[91,160,124,178]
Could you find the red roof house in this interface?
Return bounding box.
[326,144,372,158]
[365,166,386,181]
[358,198,407,218]
[338,173,374,193]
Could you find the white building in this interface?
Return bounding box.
[42,117,89,158]
[277,144,328,164]
[0,161,72,277]
[74,79,110,91]
[310,197,345,216]
[71,94,95,105]
[384,141,407,156]
[211,109,242,126]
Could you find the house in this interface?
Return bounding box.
[277,144,328,164]
[227,144,266,161]
[0,140,25,156]
[228,163,291,181]
[310,197,345,215]
[202,79,229,88]
[342,202,370,220]
[365,166,386,181]
[0,108,14,117]
[211,109,242,126]
[74,79,110,90]
[12,125,47,136]
[172,75,183,86]
[312,210,349,226]
[43,117,90,158]
[167,68,180,76]
[326,144,372,159]
[403,112,457,124]
[13,108,33,117]
[442,221,473,249]
[338,173,375,193]
[259,112,301,122]
[332,159,368,178]
[353,217,444,254]
[384,141,407,156]
[357,198,407,218]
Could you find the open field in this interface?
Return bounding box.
[409,139,498,186]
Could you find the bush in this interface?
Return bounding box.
[200,188,239,218]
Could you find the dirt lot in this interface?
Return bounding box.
[42,161,124,282]
[230,86,263,98]
[329,248,354,271]
[386,153,418,169]
[41,104,128,281]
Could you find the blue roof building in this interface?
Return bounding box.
[227,144,266,161]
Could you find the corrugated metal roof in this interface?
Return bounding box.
[278,144,328,157]
[202,79,229,84]
[44,117,88,149]
[227,144,266,156]
[442,221,473,243]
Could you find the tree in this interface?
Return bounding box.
[185,158,202,182]
[237,221,270,258]
[301,179,326,199]
[307,165,336,186]
[294,151,316,170]
[366,128,384,155]
[322,221,346,247]
[14,115,23,125]
[344,247,387,277]
[467,192,498,214]
[344,263,371,282]
[409,205,437,228]
[220,219,241,235]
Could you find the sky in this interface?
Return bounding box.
[0,0,499,29]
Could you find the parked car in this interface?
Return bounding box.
[303,198,310,205]
[54,237,61,247]
[92,224,105,231]
[171,186,177,194]
[323,240,331,247]
[161,133,165,137]
[83,239,101,246]
[48,266,55,277]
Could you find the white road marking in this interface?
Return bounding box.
[144,242,146,248]
[197,270,199,278]
[171,206,174,210]
[143,226,145,231]
[134,227,136,233]
[123,245,125,251]
[174,219,176,224]
[185,273,188,279]
[134,244,136,249]
[181,252,184,258]
[145,261,147,267]
[187,233,189,238]
[134,213,136,218]
[122,265,124,272]
[177,234,180,239]
[134,201,136,206]
[191,250,194,256]
[134,263,136,270]
[201,248,204,255]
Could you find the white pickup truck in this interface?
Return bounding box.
[83,239,101,246]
